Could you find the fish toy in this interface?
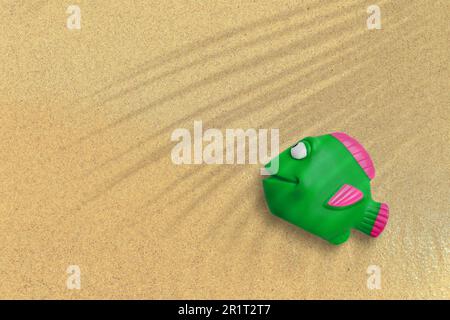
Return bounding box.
[262,132,389,245]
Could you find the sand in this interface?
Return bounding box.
[0,0,448,299]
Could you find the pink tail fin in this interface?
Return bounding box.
[370,203,389,237]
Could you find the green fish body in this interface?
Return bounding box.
[262,132,389,245]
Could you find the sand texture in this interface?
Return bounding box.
[0,0,449,299]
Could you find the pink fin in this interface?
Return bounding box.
[370,203,389,237]
[331,132,375,180]
[328,184,363,207]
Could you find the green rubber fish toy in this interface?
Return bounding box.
[262,132,389,245]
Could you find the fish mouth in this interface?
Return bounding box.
[262,174,299,185]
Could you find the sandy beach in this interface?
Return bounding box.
[0,0,448,299]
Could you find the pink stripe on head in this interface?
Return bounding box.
[331,132,375,180]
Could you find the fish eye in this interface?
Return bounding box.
[291,141,308,159]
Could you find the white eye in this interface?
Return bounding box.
[291,142,308,159]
